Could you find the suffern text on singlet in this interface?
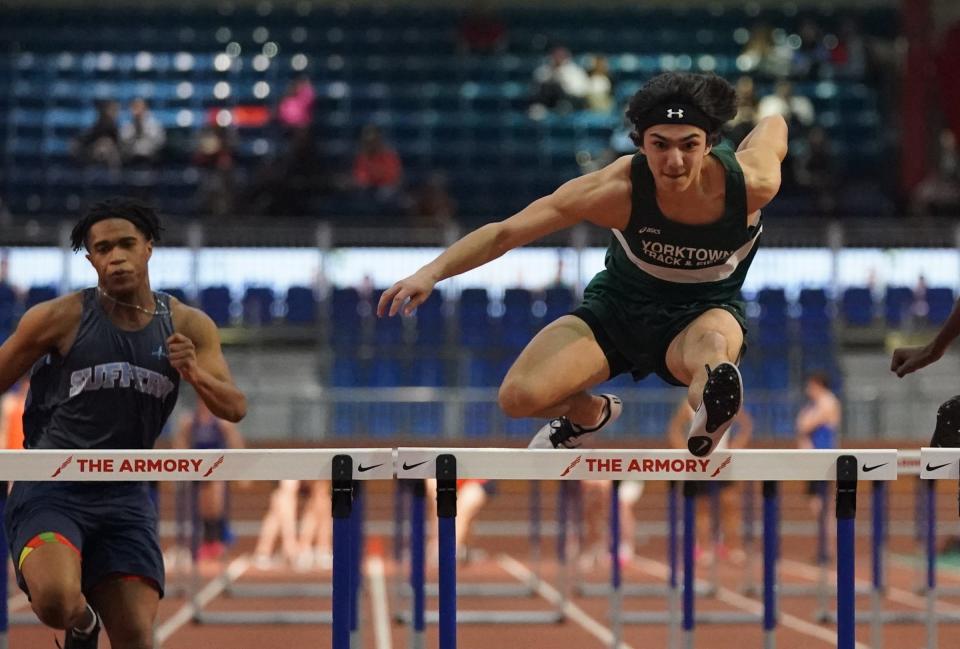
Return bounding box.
[68,362,177,400]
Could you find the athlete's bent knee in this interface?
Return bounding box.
[497,378,543,419]
[109,628,154,649]
[31,587,83,629]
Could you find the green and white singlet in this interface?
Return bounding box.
[577,141,761,385]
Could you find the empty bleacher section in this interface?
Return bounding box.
[1,5,896,219]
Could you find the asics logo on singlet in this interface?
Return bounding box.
[68,362,176,400]
[667,108,684,119]
[637,226,661,235]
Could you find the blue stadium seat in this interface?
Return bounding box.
[0,282,18,341]
[883,286,913,327]
[927,288,955,326]
[242,287,274,325]
[458,288,490,348]
[543,286,574,325]
[373,290,404,345]
[415,292,445,345]
[331,353,364,387]
[330,288,362,347]
[502,288,534,350]
[411,355,446,387]
[841,287,874,326]
[26,285,58,310]
[199,286,232,327]
[285,286,316,324]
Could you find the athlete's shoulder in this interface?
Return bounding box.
[23,291,84,327]
[170,300,218,340]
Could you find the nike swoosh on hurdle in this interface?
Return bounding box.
[402,460,428,471]
[926,462,950,472]
[862,463,887,472]
[357,463,384,473]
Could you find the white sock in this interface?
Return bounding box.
[74,603,98,637]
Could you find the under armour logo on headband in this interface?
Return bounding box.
[666,108,684,119]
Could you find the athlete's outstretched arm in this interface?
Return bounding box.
[737,115,788,160]
[171,307,247,422]
[377,157,632,317]
[891,298,960,377]
[736,115,788,213]
[0,297,78,394]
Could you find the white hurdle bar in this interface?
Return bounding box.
[0,449,393,649]
[398,448,898,649]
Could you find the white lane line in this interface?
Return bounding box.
[632,556,869,649]
[7,592,28,612]
[780,557,960,615]
[367,556,393,649]
[154,555,251,645]
[498,554,637,649]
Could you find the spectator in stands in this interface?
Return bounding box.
[757,81,815,133]
[585,56,614,113]
[73,99,121,170]
[408,171,457,227]
[793,126,838,216]
[739,23,793,79]
[120,98,166,165]
[911,128,960,217]
[830,18,869,79]
[277,75,315,134]
[456,0,507,54]
[792,19,830,80]
[352,125,404,212]
[529,46,589,117]
[910,275,930,329]
[246,127,325,216]
[0,195,11,228]
[192,124,236,217]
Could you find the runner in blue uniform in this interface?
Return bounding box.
[0,197,246,649]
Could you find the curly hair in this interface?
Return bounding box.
[626,72,738,146]
[71,196,164,252]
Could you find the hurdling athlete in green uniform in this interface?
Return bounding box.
[378,72,788,457]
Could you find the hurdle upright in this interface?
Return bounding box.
[398,447,898,649]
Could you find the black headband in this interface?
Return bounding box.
[634,102,715,138]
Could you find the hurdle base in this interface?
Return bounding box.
[195,611,332,624]
[780,583,871,597]
[578,582,714,598]
[620,611,762,625]
[396,610,564,624]
[398,582,538,598]
[821,610,960,624]
[225,582,332,598]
